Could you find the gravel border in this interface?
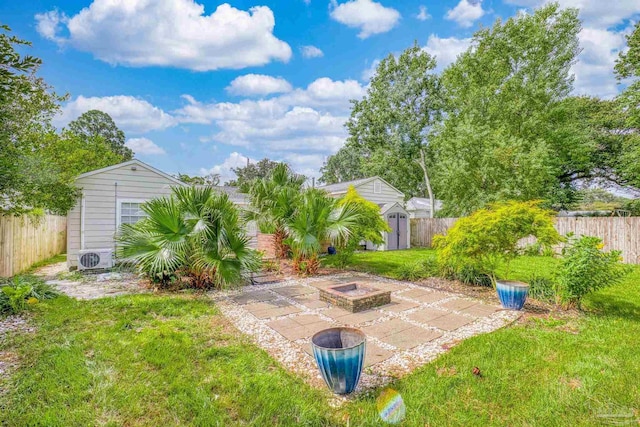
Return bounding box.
[211,272,521,400]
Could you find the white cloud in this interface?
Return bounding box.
[423,35,472,70]
[35,0,292,71]
[330,0,401,39]
[125,137,166,155]
[226,74,293,96]
[503,0,640,29]
[282,153,326,178]
[200,152,254,184]
[572,27,627,98]
[57,95,177,134]
[416,5,431,21]
[445,0,485,28]
[300,45,324,58]
[176,77,366,155]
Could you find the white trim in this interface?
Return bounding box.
[116,198,149,228]
[374,180,382,194]
[80,192,85,250]
[76,159,187,187]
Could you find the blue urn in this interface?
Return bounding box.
[496,280,529,310]
[311,327,366,395]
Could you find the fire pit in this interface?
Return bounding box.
[320,283,391,313]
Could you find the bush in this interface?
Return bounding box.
[455,265,493,287]
[528,275,557,303]
[434,200,561,284]
[556,235,630,308]
[0,276,60,316]
[397,262,427,281]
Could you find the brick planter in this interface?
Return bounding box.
[257,233,276,259]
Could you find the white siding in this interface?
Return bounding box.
[354,179,404,205]
[67,163,179,269]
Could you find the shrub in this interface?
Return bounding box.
[117,187,260,289]
[528,275,557,303]
[455,265,493,287]
[397,262,427,281]
[434,200,561,284]
[556,235,630,308]
[334,186,390,267]
[0,276,60,316]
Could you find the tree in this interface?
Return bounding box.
[321,43,444,203]
[117,186,259,289]
[68,110,133,161]
[334,186,390,266]
[228,158,281,188]
[431,4,583,214]
[176,173,221,186]
[245,163,306,258]
[0,25,71,215]
[285,188,359,275]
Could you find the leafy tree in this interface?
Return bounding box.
[321,43,444,204]
[285,188,359,275]
[117,186,259,289]
[176,173,220,186]
[228,158,281,188]
[431,4,583,214]
[68,110,133,161]
[334,186,390,266]
[434,200,561,282]
[0,25,71,215]
[245,163,306,258]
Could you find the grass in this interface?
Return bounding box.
[1,249,639,426]
[0,295,336,426]
[22,253,66,274]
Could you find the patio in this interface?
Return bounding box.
[213,272,522,393]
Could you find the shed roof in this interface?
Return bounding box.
[317,176,404,196]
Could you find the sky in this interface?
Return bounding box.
[2,0,639,184]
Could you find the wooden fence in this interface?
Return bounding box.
[0,215,67,277]
[411,217,640,264]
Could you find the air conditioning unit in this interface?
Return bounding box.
[78,249,113,270]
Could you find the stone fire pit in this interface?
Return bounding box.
[320,283,391,313]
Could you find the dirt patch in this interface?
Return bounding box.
[0,315,35,390]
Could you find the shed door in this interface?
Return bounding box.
[386,212,407,250]
[398,214,407,249]
[387,213,398,250]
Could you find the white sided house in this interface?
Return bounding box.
[67,159,252,270]
[406,197,443,219]
[317,177,410,251]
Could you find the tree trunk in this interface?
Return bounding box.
[416,148,435,219]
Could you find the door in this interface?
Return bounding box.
[386,212,408,250]
[398,214,407,249]
[387,213,398,250]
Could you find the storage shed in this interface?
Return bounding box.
[317,177,410,251]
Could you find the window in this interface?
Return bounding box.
[118,200,147,226]
[374,180,382,194]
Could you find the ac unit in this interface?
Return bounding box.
[78,249,114,270]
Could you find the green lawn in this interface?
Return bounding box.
[1,249,639,426]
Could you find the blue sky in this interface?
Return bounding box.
[3,0,639,183]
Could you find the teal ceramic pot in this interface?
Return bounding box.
[496,280,529,310]
[311,327,366,395]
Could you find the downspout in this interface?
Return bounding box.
[80,191,85,250]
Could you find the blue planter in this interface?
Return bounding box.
[311,327,366,395]
[496,280,529,310]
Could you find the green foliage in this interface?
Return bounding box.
[320,43,443,198]
[527,275,557,303]
[397,262,428,281]
[175,172,220,186]
[556,235,630,308]
[229,158,281,188]
[285,188,359,275]
[0,275,59,315]
[67,110,132,161]
[334,186,390,266]
[434,201,561,283]
[620,199,640,216]
[432,4,583,214]
[117,187,260,289]
[245,163,305,258]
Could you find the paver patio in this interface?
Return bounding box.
[213,272,521,393]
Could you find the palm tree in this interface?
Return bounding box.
[245,163,305,258]
[117,186,259,289]
[286,188,359,275]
